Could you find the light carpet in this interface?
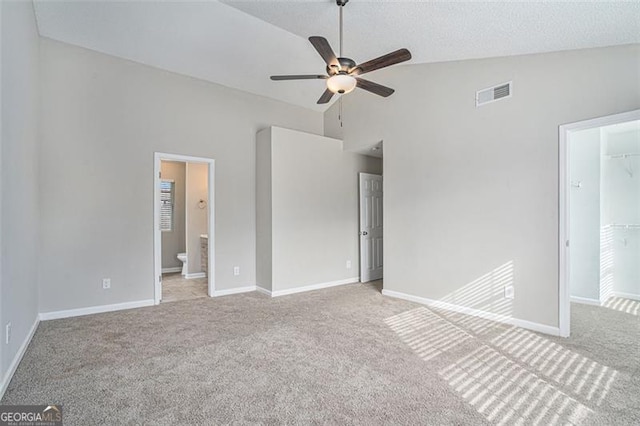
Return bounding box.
[2,283,639,425]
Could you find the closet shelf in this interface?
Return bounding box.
[609,224,640,230]
[605,153,640,159]
[606,153,639,177]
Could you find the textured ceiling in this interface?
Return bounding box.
[223,0,640,66]
[34,1,640,111]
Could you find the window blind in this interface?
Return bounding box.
[160,180,174,231]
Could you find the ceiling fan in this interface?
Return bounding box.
[270,0,412,104]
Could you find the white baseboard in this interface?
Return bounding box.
[613,291,640,301]
[270,277,359,297]
[570,296,602,306]
[162,267,182,274]
[0,316,40,399]
[256,286,272,296]
[185,272,206,279]
[39,299,155,321]
[381,289,561,337]
[212,286,256,297]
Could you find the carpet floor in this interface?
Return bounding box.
[2,283,639,425]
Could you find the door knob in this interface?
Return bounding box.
[361,231,368,236]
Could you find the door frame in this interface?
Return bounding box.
[359,172,383,283]
[558,109,639,337]
[154,152,215,304]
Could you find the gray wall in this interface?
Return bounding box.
[38,39,322,313]
[569,128,602,301]
[186,162,208,275]
[324,44,640,328]
[160,161,186,270]
[1,0,3,372]
[255,129,272,291]
[257,127,382,292]
[1,0,40,379]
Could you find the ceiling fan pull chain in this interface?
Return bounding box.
[339,97,343,128]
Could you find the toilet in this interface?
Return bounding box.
[177,253,187,276]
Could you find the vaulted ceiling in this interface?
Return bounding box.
[34,1,640,112]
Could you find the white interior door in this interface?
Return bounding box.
[360,173,383,282]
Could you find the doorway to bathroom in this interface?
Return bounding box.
[154,153,215,304]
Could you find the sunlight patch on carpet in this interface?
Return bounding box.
[386,303,622,425]
[428,309,507,337]
[602,297,640,316]
[491,327,618,405]
[384,307,472,361]
[440,345,592,426]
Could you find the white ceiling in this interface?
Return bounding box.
[34,1,640,112]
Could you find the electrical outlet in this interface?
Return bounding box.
[233,267,240,276]
[102,278,111,289]
[5,322,11,345]
[504,286,515,299]
[346,260,352,269]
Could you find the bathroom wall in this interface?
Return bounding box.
[186,162,208,276]
[160,161,186,270]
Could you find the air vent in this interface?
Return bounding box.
[476,81,512,107]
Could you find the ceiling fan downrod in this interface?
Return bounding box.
[338,0,348,57]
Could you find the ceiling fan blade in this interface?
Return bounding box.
[270,75,328,81]
[317,88,334,104]
[309,36,339,68]
[351,48,412,75]
[356,78,395,97]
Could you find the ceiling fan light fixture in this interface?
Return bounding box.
[326,74,357,94]
[269,0,410,104]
